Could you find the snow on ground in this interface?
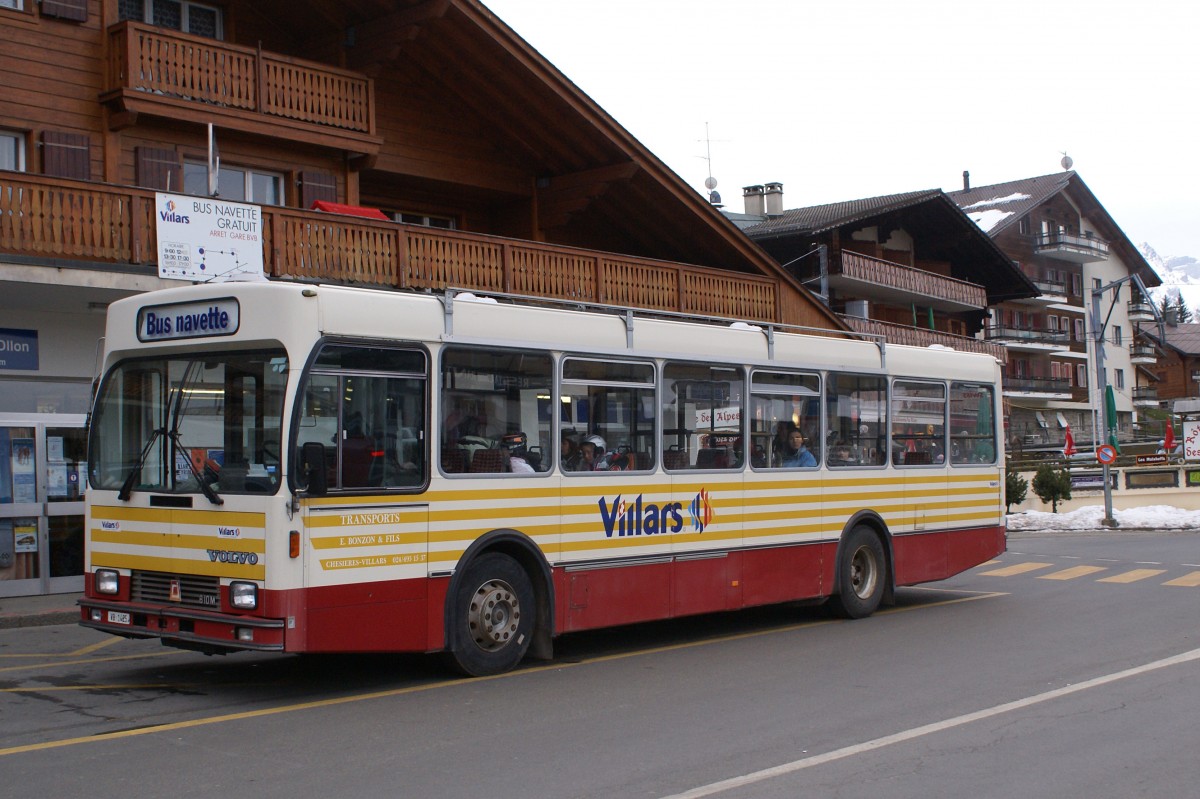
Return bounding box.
[1007,505,1200,533]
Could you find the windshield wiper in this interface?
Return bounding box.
[117,427,165,501]
[168,428,223,506]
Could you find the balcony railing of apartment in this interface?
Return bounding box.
[1029,277,1067,297]
[838,315,1006,362]
[1130,344,1158,362]
[1003,376,1073,394]
[0,171,783,323]
[834,251,987,308]
[1132,386,1159,404]
[1034,230,1109,262]
[984,326,1071,346]
[1128,300,1156,322]
[105,22,375,143]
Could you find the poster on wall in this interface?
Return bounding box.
[1185,421,1200,461]
[11,437,35,504]
[14,523,37,554]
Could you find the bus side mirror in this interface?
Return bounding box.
[299,442,328,495]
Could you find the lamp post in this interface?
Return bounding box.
[1089,273,1163,527]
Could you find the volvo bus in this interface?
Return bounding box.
[80,282,1005,675]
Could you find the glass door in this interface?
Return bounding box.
[0,415,87,597]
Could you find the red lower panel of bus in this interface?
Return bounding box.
[80,526,1004,655]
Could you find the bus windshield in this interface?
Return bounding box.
[89,349,288,496]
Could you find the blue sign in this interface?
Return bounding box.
[0,328,38,370]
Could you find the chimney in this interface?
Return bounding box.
[743,185,765,216]
[963,170,970,191]
[764,182,784,215]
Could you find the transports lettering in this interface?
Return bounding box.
[338,513,403,526]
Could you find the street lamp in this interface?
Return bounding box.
[1089,273,1164,527]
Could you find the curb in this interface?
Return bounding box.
[0,609,78,630]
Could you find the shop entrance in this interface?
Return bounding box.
[0,414,87,597]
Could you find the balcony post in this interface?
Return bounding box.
[256,42,266,114]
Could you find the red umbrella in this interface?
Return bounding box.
[1164,420,1176,453]
[1063,424,1076,457]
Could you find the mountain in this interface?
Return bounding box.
[1141,243,1200,314]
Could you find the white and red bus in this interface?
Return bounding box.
[80,282,1005,675]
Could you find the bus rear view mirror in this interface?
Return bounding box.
[299,442,328,495]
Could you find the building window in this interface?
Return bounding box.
[1077,365,1088,388]
[1113,325,1123,346]
[1074,318,1085,342]
[0,130,24,171]
[119,0,223,38]
[183,162,282,205]
[395,212,457,230]
[0,1,24,10]
[1051,362,1060,380]
[1018,215,1031,235]
[1115,369,1125,390]
[1071,273,1082,296]
[1093,277,1102,291]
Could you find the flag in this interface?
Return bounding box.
[1063,424,1076,457]
[1164,420,1176,453]
[1105,385,1120,453]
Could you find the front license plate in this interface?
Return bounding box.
[106,611,131,625]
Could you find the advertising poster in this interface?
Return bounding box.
[155,192,265,282]
[11,437,35,503]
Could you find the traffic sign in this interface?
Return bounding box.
[1096,444,1118,465]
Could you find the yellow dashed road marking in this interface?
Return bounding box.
[1163,571,1200,587]
[1098,569,1167,584]
[979,562,1054,577]
[1039,565,1108,581]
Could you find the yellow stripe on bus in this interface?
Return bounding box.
[90,505,266,527]
[90,552,265,580]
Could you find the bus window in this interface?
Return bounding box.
[891,381,946,466]
[440,347,552,475]
[825,373,887,467]
[560,358,655,473]
[749,370,820,469]
[951,383,996,464]
[661,362,744,470]
[295,345,427,491]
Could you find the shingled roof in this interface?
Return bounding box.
[948,171,1161,288]
[742,189,1038,303]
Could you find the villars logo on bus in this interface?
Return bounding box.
[598,489,714,538]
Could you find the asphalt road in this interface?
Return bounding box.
[2,528,1198,798]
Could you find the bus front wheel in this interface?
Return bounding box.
[828,526,886,619]
[445,553,535,676]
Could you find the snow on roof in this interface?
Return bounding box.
[967,208,1013,233]
[961,192,1031,210]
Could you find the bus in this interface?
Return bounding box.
[79,282,1005,676]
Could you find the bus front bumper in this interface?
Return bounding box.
[79,598,286,653]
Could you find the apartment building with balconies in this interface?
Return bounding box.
[736,185,1037,361]
[949,170,1161,454]
[0,0,844,597]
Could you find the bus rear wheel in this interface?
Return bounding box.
[828,526,886,619]
[446,553,534,676]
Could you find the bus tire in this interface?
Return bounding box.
[828,526,886,619]
[445,553,534,676]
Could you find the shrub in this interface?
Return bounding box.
[1032,463,1072,513]
[1005,469,1028,513]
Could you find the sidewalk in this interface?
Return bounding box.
[0,592,82,629]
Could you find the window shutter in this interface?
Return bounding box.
[41,0,89,22]
[41,131,91,180]
[299,170,338,209]
[136,147,183,191]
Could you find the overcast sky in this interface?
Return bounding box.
[485,0,1199,260]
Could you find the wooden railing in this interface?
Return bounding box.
[839,315,1007,362]
[837,251,987,308]
[0,172,781,322]
[107,22,374,134]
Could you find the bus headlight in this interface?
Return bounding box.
[95,569,119,595]
[229,581,258,610]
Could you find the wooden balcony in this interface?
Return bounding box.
[103,22,380,155]
[838,315,1006,363]
[830,251,988,312]
[0,171,783,323]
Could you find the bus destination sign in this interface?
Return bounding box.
[137,298,240,342]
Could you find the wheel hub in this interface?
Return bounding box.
[468,578,520,651]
